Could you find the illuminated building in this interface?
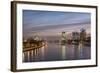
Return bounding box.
[80,28,86,42]
[72,32,80,45]
[72,32,80,41]
[61,32,67,45]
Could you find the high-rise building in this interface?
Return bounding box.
[61,32,67,45]
[72,32,80,45]
[80,28,86,41]
[72,32,80,41]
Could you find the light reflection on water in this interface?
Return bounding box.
[23,42,91,62]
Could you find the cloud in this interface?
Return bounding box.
[23,10,91,38]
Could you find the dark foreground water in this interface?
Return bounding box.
[23,42,91,62]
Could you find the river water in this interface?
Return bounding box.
[23,42,91,62]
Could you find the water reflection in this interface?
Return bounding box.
[73,43,81,59]
[23,42,90,62]
[61,45,66,60]
[41,46,45,60]
[78,43,84,58]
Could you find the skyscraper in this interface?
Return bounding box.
[80,28,86,42]
[61,32,67,45]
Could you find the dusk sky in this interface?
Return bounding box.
[23,10,91,38]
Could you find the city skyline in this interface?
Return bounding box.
[23,10,91,62]
[23,10,91,38]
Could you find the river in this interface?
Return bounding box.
[23,42,91,62]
